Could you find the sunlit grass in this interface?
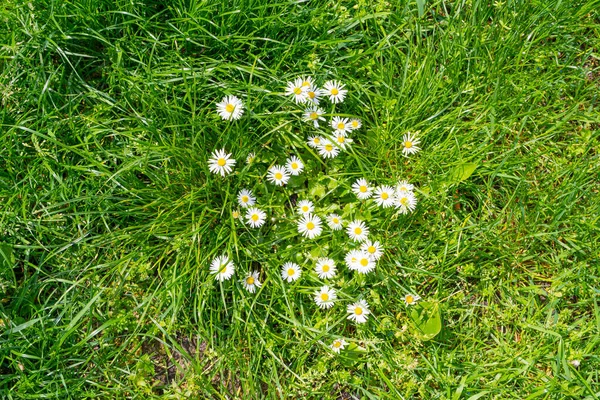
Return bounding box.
[1,0,599,398]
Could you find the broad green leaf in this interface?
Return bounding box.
[416,0,426,17]
[409,301,442,340]
[449,163,478,184]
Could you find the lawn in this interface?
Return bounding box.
[1,0,599,398]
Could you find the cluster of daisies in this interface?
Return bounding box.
[207,78,423,354]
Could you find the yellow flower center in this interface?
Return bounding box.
[354,227,362,235]
[333,218,339,224]
[232,211,240,219]
[333,341,341,348]
[337,122,345,130]
[331,88,339,95]
[354,307,363,315]
[293,87,302,95]
[310,112,318,120]
[308,91,315,99]
[287,268,295,276]
[302,206,309,212]
[406,295,414,304]
[302,81,311,87]
[400,197,408,205]
[275,172,283,180]
[313,137,321,144]
[382,192,389,200]
[225,104,235,113]
[360,258,368,267]
[291,162,298,169]
[242,196,249,203]
[217,158,226,167]
[368,246,376,254]
[320,293,329,301]
[359,185,367,193]
[405,141,413,148]
[352,121,359,127]
[322,265,330,272]
[337,136,345,143]
[325,144,333,151]
[307,222,315,230]
[251,214,259,221]
[219,265,228,274]
[246,276,255,285]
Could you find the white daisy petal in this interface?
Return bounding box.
[394,191,417,214]
[210,255,235,281]
[331,338,348,353]
[303,106,326,128]
[242,271,262,293]
[297,213,323,239]
[404,294,421,306]
[373,185,396,208]
[326,213,343,230]
[216,95,244,120]
[285,156,304,176]
[402,132,421,156]
[361,240,383,261]
[317,139,340,159]
[323,80,348,104]
[347,300,370,324]
[285,78,308,104]
[297,200,314,215]
[281,262,301,282]
[346,220,369,242]
[351,178,372,200]
[314,285,336,309]
[237,189,256,208]
[245,207,266,228]
[315,258,337,279]
[208,149,236,177]
[267,165,290,186]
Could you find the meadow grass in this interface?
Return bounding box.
[1,0,599,398]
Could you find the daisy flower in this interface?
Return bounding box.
[285,156,304,176]
[267,165,290,186]
[303,106,326,128]
[297,213,323,239]
[347,300,370,324]
[344,249,362,271]
[245,207,266,228]
[305,86,324,105]
[349,119,362,130]
[281,262,301,282]
[285,78,308,104]
[237,189,256,208]
[300,76,315,89]
[210,255,235,281]
[374,185,396,208]
[246,152,256,164]
[332,132,352,150]
[317,140,340,159]
[323,80,348,104]
[297,200,314,215]
[232,210,240,219]
[331,116,351,135]
[402,132,421,156]
[346,220,369,242]
[396,180,414,194]
[404,294,421,306]
[354,251,376,274]
[352,178,372,200]
[216,95,244,121]
[326,214,343,230]
[208,149,236,177]
[314,285,336,309]
[361,240,383,261]
[242,271,262,293]
[307,135,323,148]
[395,191,417,214]
[331,338,348,353]
[315,258,336,279]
